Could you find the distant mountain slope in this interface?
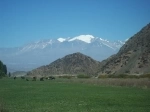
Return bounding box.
[99,23,150,75]
[27,52,101,77]
[11,71,27,77]
[0,35,125,72]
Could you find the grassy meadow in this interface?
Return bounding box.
[0,77,150,112]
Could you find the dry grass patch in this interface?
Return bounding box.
[57,78,150,88]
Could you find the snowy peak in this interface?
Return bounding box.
[68,35,95,43]
[19,34,125,53]
[57,38,66,42]
[20,39,53,52]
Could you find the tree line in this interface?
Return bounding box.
[0,60,7,78]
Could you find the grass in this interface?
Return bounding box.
[0,78,150,112]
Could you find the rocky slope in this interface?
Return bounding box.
[27,52,101,77]
[99,23,150,75]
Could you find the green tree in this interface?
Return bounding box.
[0,61,3,70]
[8,72,11,77]
[3,65,7,74]
[0,60,7,78]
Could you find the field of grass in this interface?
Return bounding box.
[0,78,150,112]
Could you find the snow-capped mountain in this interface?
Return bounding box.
[0,35,125,72]
[19,35,124,52]
[68,35,94,43]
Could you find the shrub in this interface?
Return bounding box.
[98,74,108,78]
[117,74,128,78]
[126,75,139,78]
[0,71,5,79]
[58,75,75,79]
[77,74,91,78]
[139,73,150,78]
[98,74,139,78]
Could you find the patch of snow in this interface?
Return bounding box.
[57,38,66,42]
[100,38,103,41]
[125,38,129,42]
[68,35,95,43]
[102,43,115,50]
[47,39,52,44]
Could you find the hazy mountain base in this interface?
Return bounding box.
[0,37,124,72]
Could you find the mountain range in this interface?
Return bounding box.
[0,35,125,72]
[27,23,150,77]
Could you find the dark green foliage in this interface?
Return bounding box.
[0,60,7,78]
[3,65,7,75]
[0,71,5,78]
[99,73,150,79]
[139,73,150,78]
[98,74,139,78]
[58,75,74,79]
[21,76,25,79]
[32,77,36,81]
[77,74,91,78]
[98,75,109,78]
[8,72,11,77]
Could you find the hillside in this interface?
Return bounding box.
[99,23,150,75]
[11,71,27,77]
[27,52,101,77]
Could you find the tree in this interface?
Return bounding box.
[0,60,7,78]
[3,65,7,74]
[8,72,11,77]
[0,61,3,70]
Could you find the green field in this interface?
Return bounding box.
[0,78,150,112]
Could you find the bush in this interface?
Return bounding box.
[0,71,5,79]
[139,73,150,78]
[58,75,75,79]
[77,74,91,78]
[98,74,108,78]
[126,75,139,78]
[98,74,139,78]
[117,74,128,78]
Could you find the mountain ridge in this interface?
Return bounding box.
[0,35,125,72]
[19,35,125,52]
[27,52,101,77]
[98,23,150,75]
[28,23,150,77]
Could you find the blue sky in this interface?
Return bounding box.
[0,0,150,47]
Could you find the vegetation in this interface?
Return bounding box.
[0,100,9,112]
[139,73,150,78]
[0,78,150,112]
[0,60,7,78]
[77,74,91,78]
[98,73,150,79]
[58,75,75,79]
